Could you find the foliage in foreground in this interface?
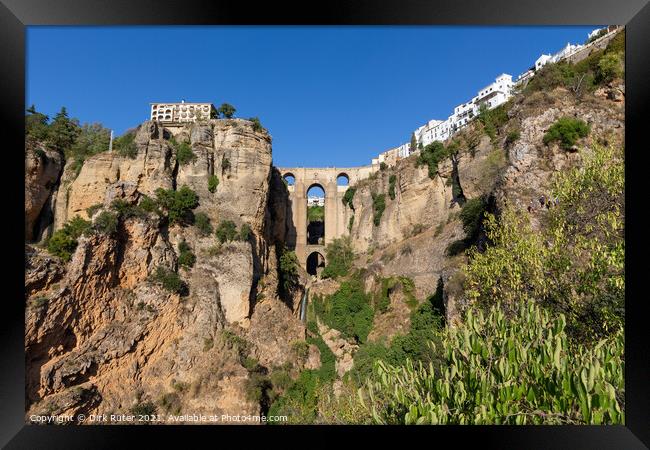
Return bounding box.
[543,117,590,150]
[464,144,624,342]
[46,217,92,261]
[360,301,624,425]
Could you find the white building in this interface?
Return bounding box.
[150,100,217,123]
[307,197,325,207]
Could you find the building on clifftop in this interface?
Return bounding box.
[150,100,217,124]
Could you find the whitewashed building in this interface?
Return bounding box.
[150,100,217,123]
[307,197,325,207]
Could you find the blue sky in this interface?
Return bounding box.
[26,26,600,168]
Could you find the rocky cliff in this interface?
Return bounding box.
[24,118,307,422]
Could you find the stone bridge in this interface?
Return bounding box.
[278,165,377,275]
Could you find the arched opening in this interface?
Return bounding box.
[283,173,295,186]
[306,252,326,277]
[337,173,350,186]
[306,184,325,245]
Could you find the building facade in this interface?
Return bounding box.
[150,101,217,123]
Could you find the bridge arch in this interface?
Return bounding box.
[306,251,326,277]
[306,183,325,245]
[277,165,377,270]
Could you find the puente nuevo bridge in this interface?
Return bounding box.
[278,165,377,274]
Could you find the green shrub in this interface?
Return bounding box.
[177,240,196,269]
[388,174,397,200]
[348,215,354,233]
[86,203,103,218]
[278,246,299,293]
[139,195,159,214]
[361,301,624,425]
[459,196,487,240]
[379,162,387,171]
[417,141,451,179]
[113,131,138,158]
[130,401,157,417]
[110,199,148,220]
[596,51,623,84]
[222,158,231,171]
[93,210,119,235]
[239,223,252,241]
[249,117,264,132]
[477,103,509,141]
[543,117,590,150]
[342,187,356,208]
[208,175,219,193]
[154,186,199,225]
[47,217,92,261]
[314,276,373,344]
[371,193,386,226]
[321,236,355,279]
[307,205,324,222]
[194,212,213,236]
[215,220,238,243]
[175,141,196,166]
[217,103,236,119]
[151,267,188,295]
[505,129,520,147]
[464,145,624,342]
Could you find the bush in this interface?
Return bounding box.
[477,103,509,141]
[86,203,103,218]
[249,117,264,132]
[371,193,386,226]
[154,186,199,225]
[139,195,159,214]
[130,401,157,417]
[596,51,623,84]
[47,217,91,261]
[217,103,236,119]
[278,246,299,293]
[215,220,238,243]
[464,145,623,342]
[194,212,213,236]
[459,196,487,240]
[388,174,397,200]
[379,162,387,171]
[177,240,196,269]
[307,205,324,222]
[342,187,356,208]
[110,199,148,220]
[322,236,355,279]
[113,131,138,158]
[505,129,520,147]
[543,117,590,150]
[93,210,119,235]
[314,276,373,344]
[208,175,219,193]
[151,267,188,295]
[175,142,196,166]
[416,141,451,179]
[239,223,252,241]
[222,158,231,171]
[360,301,624,425]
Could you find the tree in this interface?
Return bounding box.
[278,246,299,293]
[48,107,81,152]
[410,132,417,154]
[25,105,50,141]
[154,186,199,225]
[322,236,355,279]
[218,103,236,119]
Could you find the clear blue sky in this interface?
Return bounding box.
[26,26,600,168]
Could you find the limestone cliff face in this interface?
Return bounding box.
[342,84,624,323]
[25,118,305,422]
[25,139,64,242]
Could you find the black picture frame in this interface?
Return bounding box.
[3,0,648,447]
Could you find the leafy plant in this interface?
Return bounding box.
[388,174,397,200]
[150,266,188,296]
[217,103,236,119]
[543,117,590,150]
[371,193,386,226]
[194,212,213,236]
[175,141,196,166]
[342,187,356,209]
[239,223,252,241]
[208,175,219,193]
[361,301,624,425]
[46,217,91,261]
[215,220,238,243]
[177,240,196,268]
[322,236,355,279]
[154,186,199,225]
[278,246,299,293]
[93,210,119,235]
